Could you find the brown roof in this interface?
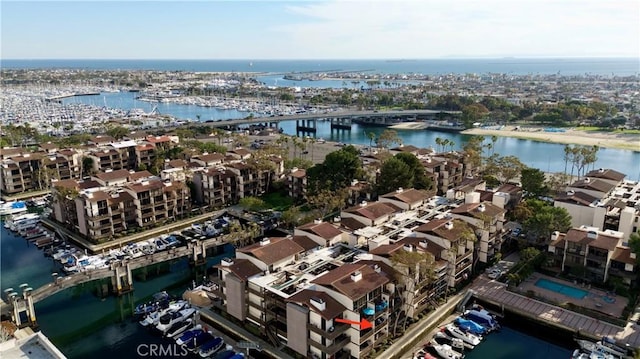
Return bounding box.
[166,159,188,169]
[145,135,172,143]
[414,218,470,242]
[450,202,505,219]
[422,158,444,168]
[312,262,391,300]
[496,183,523,194]
[218,258,263,281]
[136,143,155,151]
[570,178,616,194]
[344,202,399,220]
[126,179,165,193]
[554,191,599,206]
[107,191,135,204]
[297,222,343,240]
[53,179,80,190]
[564,228,621,251]
[391,145,420,153]
[292,235,319,252]
[0,147,23,158]
[39,142,58,150]
[90,135,115,144]
[611,247,635,265]
[84,190,110,202]
[286,289,347,320]
[94,169,131,182]
[369,242,404,256]
[380,188,429,204]
[338,217,367,231]
[237,237,304,265]
[194,153,225,163]
[129,170,154,181]
[549,233,566,248]
[585,168,626,182]
[229,148,251,156]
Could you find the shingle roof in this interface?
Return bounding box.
[564,228,621,251]
[344,202,399,220]
[237,237,305,265]
[292,235,320,252]
[312,262,391,300]
[217,258,262,281]
[414,218,469,242]
[554,191,599,206]
[570,179,616,194]
[585,168,626,182]
[297,222,343,240]
[380,188,429,204]
[286,289,347,320]
[94,169,131,182]
[611,247,635,265]
[450,202,505,219]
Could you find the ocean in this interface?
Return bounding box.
[2,58,639,76]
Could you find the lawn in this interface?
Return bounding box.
[260,191,294,211]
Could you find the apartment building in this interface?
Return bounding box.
[413,218,475,287]
[192,167,236,207]
[554,169,639,239]
[51,174,189,243]
[341,201,400,227]
[286,168,306,203]
[450,199,506,263]
[0,150,82,195]
[379,188,430,210]
[294,220,346,247]
[547,226,636,285]
[422,153,470,196]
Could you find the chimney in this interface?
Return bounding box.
[598,168,605,173]
[587,231,598,239]
[351,179,359,186]
[310,296,326,311]
[333,216,341,223]
[373,264,381,273]
[567,190,575,196]
[551,231,560,241]
[584,178,591,183]
[260,238,271,246]
[396,187,404,193]
[351,271,362,282]
[291,167,298,173]
[477,204,486,212]
[631,252,636,260]
[419,240,428,249]
[444,221,454,230]
[360,201,368,207]
[313,218,322,225]
[403,244,413,252]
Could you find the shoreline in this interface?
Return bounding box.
[461,126,640,152]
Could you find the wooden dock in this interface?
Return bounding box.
[471,277,640,348]
[30,235,229,303]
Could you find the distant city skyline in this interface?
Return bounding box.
[1,0,638,60]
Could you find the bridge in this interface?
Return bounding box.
[201,109,461,134]
[28,235,230,304]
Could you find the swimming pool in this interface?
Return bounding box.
[534,278,589,299]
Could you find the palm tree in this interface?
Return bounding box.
[435,137,443,152]
[448,140,455,152]
[367,132,376,153]
[491,135,498,155]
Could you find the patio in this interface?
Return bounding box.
[517,273,627,318]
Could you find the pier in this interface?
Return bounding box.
[44,92,100,102]
[471,277,640,348]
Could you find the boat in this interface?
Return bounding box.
[155,307,197,333]
[0,201,28,216]
[140,300,188,327]
[454,317,487,336]
[198,336,225,357]
[445,323,482,346]
[433,330,472,351]
[427,343,463,359]
[176,327,204,345]
[134,291,171,317]
[228,354,245,359]
[463,308,500,331]
[414,348,438,359]
[166,319,195,339]
[183,331,215,352]
[577,339,629,358]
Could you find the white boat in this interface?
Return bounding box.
[139,300,188,327]
[166,319,194,339]
[198,336,225,358]
[577,339,628,359]
[155,308,196,333]
[433,330,471,351]
[445,323,482,346]
[429,343,463,359]
[0,201,28,216]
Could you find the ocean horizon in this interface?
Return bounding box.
[2,57,639,75]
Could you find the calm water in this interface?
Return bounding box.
[3,58,639,76]
[64,92,640,180]
[0,224,234,358]
[465,326,572,359]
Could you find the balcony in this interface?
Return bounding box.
[307,322,350,340]
[308,334,350,356]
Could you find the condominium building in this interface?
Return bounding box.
[0,150,82,195]
[450,200,506,263]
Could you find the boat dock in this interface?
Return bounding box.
[471,277,640,348]
[29,235,228,303]
[44,92,100,102]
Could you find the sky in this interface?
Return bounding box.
[1,0,638,59]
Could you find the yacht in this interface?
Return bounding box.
[0,201,28,216]
[165,319,195,339]
[198,337,225,358]
[433,331,471,351]
[184,331,215,352]
[445,323,482,346]
[134,291,171,317]
[427,343,463,359]
[140,300,188,327]
[155,308,197,333]
[454,317,487,336]
[576,339,629,359]
[176,327,204,345]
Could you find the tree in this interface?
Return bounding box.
[280,206,301,229]
[306,145,363,193]
[376,129,401,151]
[306,188,348,218]
[522,200,571,243]
[394,152,433,192]
[367,132,377,152]
[520,247,541,262]
[376,157,414,195]
[391,250,434,334]
[546,172,570,196]
[106,126,129,140]
[520,167,548,198]
[238,196,267,212]
[496,156,525,185]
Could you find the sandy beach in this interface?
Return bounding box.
[462,126,639,151]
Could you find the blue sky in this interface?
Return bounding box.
[1,0,638,59]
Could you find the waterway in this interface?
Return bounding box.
[0,223,234,358]
[64,92,640,180]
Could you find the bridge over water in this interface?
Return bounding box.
[200,109,462,133]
